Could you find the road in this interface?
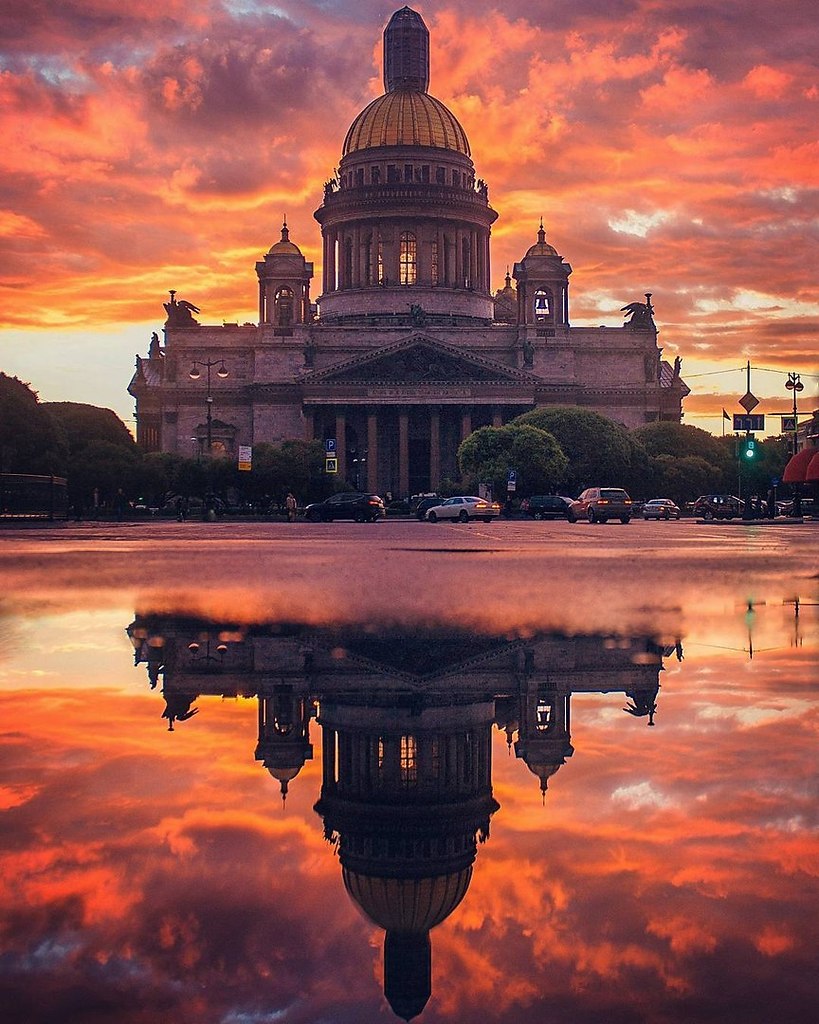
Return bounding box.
[1,516,815,639]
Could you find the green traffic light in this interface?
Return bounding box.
[744,437,756,458]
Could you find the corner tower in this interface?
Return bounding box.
[314,7,498,325]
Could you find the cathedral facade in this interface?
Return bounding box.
[129,6,688,497]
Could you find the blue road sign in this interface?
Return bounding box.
[733,414,764,432]
[325,438,337,453]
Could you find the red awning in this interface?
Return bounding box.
[806,451,819,483]
[782,447,816,483]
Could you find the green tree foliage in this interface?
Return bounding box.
[0,373,68,474]
[44,402,135,455]
[67,440,141,509]
[513,406,641,494]
[457,424,568,498]
[243,440,327,506]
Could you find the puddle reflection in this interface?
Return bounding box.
[1,600,816,1024]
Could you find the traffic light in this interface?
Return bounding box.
[743,436,757,459]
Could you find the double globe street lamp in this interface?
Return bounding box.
[189,359,229,454]
[785,372,804,457]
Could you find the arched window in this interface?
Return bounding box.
[274,287,294,326]
[399,231,417,285]
[534,289,551,321]
[431,240,439,286]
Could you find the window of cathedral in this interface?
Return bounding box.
[452,169,459,187]
[377,237,384,284]
[371,165,381,184]
[436,166,445,185]
[400,735,417,785]
[355,167,364,186]
[421,164,430,182]
[431,240,439,286]
[275,287,294,326]
[400,232,417,285]
[387,164,399,183]
[534,289,551,321]
[344,238,354,288]
[404,164,413,183]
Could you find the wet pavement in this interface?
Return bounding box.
[1,519,817,1023]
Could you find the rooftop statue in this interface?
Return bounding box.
[621,293,655,330]
[163,289,201,326]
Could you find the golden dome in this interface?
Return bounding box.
[267,221,302,256]
[524,222,559,258]
[343,90,471,157]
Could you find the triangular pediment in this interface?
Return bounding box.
[300,334,538,385]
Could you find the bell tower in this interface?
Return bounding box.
[255,220,313,328]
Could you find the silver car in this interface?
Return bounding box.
[642,498,681,520]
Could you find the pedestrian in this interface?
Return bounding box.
[285,491,297,522]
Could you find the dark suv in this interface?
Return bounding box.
[690,494,742,520]
[520,495,573,520]
[304,492,386,522]
[568,487,633,524]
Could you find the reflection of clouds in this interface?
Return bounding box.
[696,699,814,727]
[610,780,674,810]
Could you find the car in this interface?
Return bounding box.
[304,492,386,522]
[690,494,743,520]
[567,487,633,524]
[642,498,681,520]
[425,496,501,523]
[519,495,574,520]
[411,495,442,521]
[385,499,411,516]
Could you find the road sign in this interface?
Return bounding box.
[325,438,337,453]
[782,416,796,432]
[325,456,338,474]
[733,414,764,432]
[507,469,517,492]
[238,445,252,471]
[739,391,759,413]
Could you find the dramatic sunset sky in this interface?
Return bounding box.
[1,0,817,434]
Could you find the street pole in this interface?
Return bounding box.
[189,359,229,454]
[785,372,803,457]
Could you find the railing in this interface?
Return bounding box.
[0,474,69,520]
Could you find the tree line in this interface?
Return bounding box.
[1,372,791,514]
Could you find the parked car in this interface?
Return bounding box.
[567,487,633,524]
[642,498,681,520]
[520,495,574,520]
[304,492,386,522]
[412,495,442,521]
[385,499,411,516]
[689,494,743,520]
[425,496,501,523]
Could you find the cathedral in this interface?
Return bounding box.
[130,6,688,497]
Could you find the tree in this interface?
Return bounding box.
[513,406,639,494]
[67,440,141,510]
[0,373,68,474]
[44,402,135,455]
[457,424,568,498]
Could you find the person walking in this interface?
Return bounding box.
[285,491,297,522]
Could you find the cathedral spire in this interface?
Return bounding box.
[384,7,430,93]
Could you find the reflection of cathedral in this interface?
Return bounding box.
[129,7,688,492]
[127,615,673,1020]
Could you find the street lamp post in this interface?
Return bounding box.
[785,372,803,457]
[189,359,229,454]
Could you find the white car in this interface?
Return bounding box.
[426,496,501,523]
[642,498,681,520]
